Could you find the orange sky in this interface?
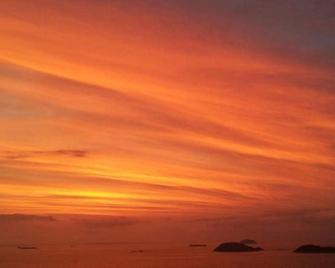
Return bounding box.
[0,0,334,245]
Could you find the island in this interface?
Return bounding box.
[294,245,335,253]
[240,239,257,245]
[213,242,263,252]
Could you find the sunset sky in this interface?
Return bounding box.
[0,0,334,246]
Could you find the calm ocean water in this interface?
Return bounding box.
[1,243,335,268]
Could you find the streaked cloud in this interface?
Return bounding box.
[0,214,55,222]
[0,0,334,244]
[2,150,88,160]
[72,217,139,229]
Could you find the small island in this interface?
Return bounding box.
[213,242,263,252]
[294,245,335,254]
[240,239,257,245]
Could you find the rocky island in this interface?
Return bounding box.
[294,245,335,253]
[240,239,257,245]
[213,242,263,252]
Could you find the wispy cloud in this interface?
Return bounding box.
[0,0,334,244]
[0,214,55,222]
[72,217,139,229]
[1,150,88,160]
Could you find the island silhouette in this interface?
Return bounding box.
[294,245,335,254]
[214,242,263,252]
[240,239,257,245]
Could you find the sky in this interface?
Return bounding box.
[0,0,334,247]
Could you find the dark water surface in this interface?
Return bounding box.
[1,243,335,268]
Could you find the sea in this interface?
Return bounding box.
[1,243,335,268]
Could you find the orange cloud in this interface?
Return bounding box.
[0,0,334,244]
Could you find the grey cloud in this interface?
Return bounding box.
[192,207,335,226]
[0,214,56,222]
[72,217,139,229]
[2,149,88,160]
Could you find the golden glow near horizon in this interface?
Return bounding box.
[0,1,334,223]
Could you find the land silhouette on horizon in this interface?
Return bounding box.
[240,239,257,245]
[294,245,335,254]
[213,242,263,252]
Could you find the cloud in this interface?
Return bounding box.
[72,217,139,229]
[192,207,335,226]
[0,214,56,222]
[0,0,334,244]
[53,150,87,158]
[2,150,88,160]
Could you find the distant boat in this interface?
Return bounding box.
[189,244,207,247]
[17,246,37,250]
